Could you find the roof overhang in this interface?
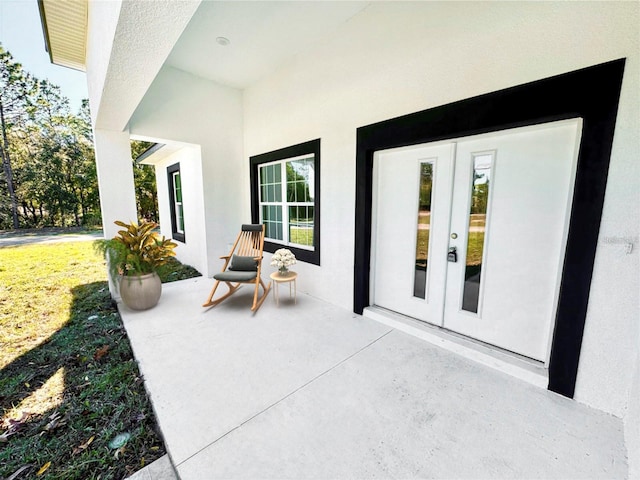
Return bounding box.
[38,0,87,72]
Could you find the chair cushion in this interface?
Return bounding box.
[214,271,258,282]
[229,255,258,271]
[242,224,263,232]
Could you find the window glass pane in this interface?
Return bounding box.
[178,205,184,232]
[174,173,182,202]
[289,206,314,246]
[287,181,295,202]
[462,153,492,313]
[306,160,314,202]
[274,163,281,183]
[262,204,283,241]
[275,181,282,202]
[414,161,434,299]
[287,158,313,204]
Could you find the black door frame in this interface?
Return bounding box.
[353,59,625,398]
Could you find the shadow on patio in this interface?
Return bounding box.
[119,277,627,479]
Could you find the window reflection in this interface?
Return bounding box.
[286,157,314,246]
[462,154,492,313]
[414,161,434,299]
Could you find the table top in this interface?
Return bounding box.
[270,271,297,282]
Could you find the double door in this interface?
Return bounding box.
[372,120,580,362]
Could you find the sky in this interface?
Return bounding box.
[0,0,89,112]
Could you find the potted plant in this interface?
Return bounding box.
[96,220,177,310]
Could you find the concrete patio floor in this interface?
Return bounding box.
[119,277,627,479]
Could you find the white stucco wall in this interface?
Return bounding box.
[86,0,201,131]
[128,67,244,277]
[93,128,137,239]
[85,0,122,125]
[149,146,208,277]
[242,0,639,420]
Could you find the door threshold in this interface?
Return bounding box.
[363,306,548,389]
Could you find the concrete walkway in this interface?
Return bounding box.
[119,278,627,479]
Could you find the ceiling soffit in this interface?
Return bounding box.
[166,1,370,89]
[39,0,88,71]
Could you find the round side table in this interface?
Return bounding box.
[269,271,297,306]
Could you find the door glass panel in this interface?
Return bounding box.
[462,153,493,313]
[413,161,434,299]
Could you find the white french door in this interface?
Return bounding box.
[372,120,581,362]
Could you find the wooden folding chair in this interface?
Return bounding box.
[202,224,271,312]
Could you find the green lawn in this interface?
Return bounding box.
[0,240,199,479]
[290,227,313,246]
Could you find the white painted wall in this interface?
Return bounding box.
[149,146,208,277]
[93,129,137,239]
[92,128,137,298]
[242,0,639,423]
[86,0,200,131]
[128,66,245,277]
[85,0,122,126]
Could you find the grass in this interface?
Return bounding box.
[289,227,313,247]
[0,240,200,479]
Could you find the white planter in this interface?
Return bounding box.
[119,272,162,310]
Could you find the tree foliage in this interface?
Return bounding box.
[130,140,158,223]
[0,44,100,229]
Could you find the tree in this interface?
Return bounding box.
[0,45,34,229]
[0,44,154,230]
[17,80,99,227]
[419,162,433,211]
[130,140,158,222]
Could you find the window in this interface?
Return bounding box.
[251,139,320,266]
[167,163,185,243]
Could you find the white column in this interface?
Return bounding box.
[93,128,137,298]
[93,128,137,238]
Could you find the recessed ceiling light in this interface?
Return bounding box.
[216,37,230,46]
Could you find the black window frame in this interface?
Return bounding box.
[250,139,321,266]
[167,162,185,243]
